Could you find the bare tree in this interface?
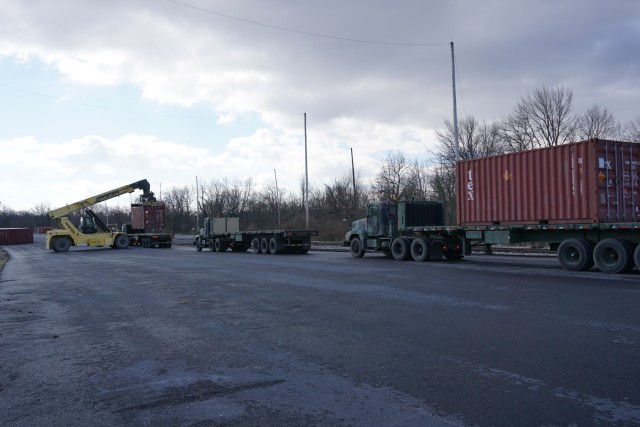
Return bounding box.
[164,185,195,232]
[577,105,620,140]
[435,116,506,163]
[222,178,254,215]
[500,85,577,151]
[623,117,640,142]
[427,165,457,224]
[371,150,422,200]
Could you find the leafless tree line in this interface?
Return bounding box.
[3,85,640,239]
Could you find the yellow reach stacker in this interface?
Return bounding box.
[46,179,156,252]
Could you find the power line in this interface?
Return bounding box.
[166,0,448,47]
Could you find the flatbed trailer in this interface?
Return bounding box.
[345,203,640,273]
[194,217,318,254]
[461,223,640,273]
[125,228,173,248]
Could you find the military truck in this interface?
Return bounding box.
[194,217,318,254]
[344,200,465,261]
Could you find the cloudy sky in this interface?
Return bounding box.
[1,0,639,211]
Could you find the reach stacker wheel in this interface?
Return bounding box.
[52,237,71,252]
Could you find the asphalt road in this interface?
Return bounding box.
[1,241,639,426]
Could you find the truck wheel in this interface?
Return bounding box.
[251,238,261,254]
[557,238,594,271]
[410,238,430,262]
[52,237,71,252]
[269,238,279,255]
[634,244,640,271]
[350,237,365,258]
[196,238,202,252]
[260,238,269,254]
[593,238,633,274]
[214,238,224,252]
[114,234,130,249]
[391,238,410,261]
[209,239,215,252]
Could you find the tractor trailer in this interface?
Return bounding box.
[345,139,640,274]
[195,217,318,254]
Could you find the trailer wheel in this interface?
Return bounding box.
[557,238,594,271]
[251,238,261,254]
[114,234,130,249]
[410,238,430,262]
[347,237,363,258]
[269,238,279,255]
[260,238,269,254]
[391,237,410,261]
[52,237,71,252]
[593,238,633,274]
[634,244,640,271]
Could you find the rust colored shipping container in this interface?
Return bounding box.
[457,139,640,226]
[131,202,166,231]
[0,228,34,245]
[34,226,54,234]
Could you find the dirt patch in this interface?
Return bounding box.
[0,248,8,272]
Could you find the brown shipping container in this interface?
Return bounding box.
[0,228,34,245]
[131,202,166,231]
[457,139,640,226]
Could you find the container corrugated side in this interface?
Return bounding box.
[0,228,34,245]
[456,139,640,225]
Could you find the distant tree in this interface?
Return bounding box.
[623,117,640,142]
[577,105,620,140]
[371,150,424,200]
[435,116,506,163]
[427,165,457,224]
[500,85,577,151]
[164,185,195,232]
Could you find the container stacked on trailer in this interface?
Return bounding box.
[123,202,173,248]
[456,138,639,273]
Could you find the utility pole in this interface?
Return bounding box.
[451,41,460,161]
[274,169,281,227]
[351,147,356,213]
[304,112,309,229]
